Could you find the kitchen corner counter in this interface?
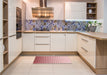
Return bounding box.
[78,32,107,40]
[22,31,107,40]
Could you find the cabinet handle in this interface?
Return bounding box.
[9,34,16,37]
[35,36,49,38]
[81,47,88,52]
[81,38,88,42]
[36,43,49,45]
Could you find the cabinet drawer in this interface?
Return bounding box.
[78,34,96,68]
[79,35,89,45]
[35,45,50,51]
[35,37,50,44]
[79,35,95,50]
[35,33,50,37]
[80,46,89,55]
[51,33,66,38]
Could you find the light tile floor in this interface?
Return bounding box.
[2,55,96,75]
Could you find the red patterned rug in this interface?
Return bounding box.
[33,56,72,64]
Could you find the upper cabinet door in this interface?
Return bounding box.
[65,2,86,20]
[0,0,3,38]
[8,0,16,36]
[47,0,64,20]
[51,33,66,51]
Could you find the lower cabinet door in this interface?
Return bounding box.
[16,38,22,54]
[35,45,50,51]
[22,33,35,51]
[87,38,96,68]
[66,34,77,51]
[0,40,3,73]
[8,36,17,64]
[0,52,3,73]
[51,33,66,51]
[78,35,96,68]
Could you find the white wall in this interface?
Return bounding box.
[94,0,104,32]
[104,0,107,33]
[16,0,23,8]
[22,1,26,31]
[23,0,39,20]
[95,0,104,20]
[23,0,94,20]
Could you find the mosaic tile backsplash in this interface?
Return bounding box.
[25,20,90,31]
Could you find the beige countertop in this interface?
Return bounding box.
[22,31,107,40]
[22,31,76,33]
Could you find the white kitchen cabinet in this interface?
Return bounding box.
[0,0,3,39]
[66,34,77,51]
[78,35,96,68]
[0,52,3,73]
[87,37,96,68]
[51,33,66,51]
[47,0,64,20]
[0,20,2,39]
[8,0,16,36]
[35,33,50,51]
[65,2,86,19]
[16,38,22,54]
[8,36,17,64]
[0,40,3,73]
[22,33,35,51]
[35,45,50,51]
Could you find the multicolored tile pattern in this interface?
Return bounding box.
[25,20,90,31]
